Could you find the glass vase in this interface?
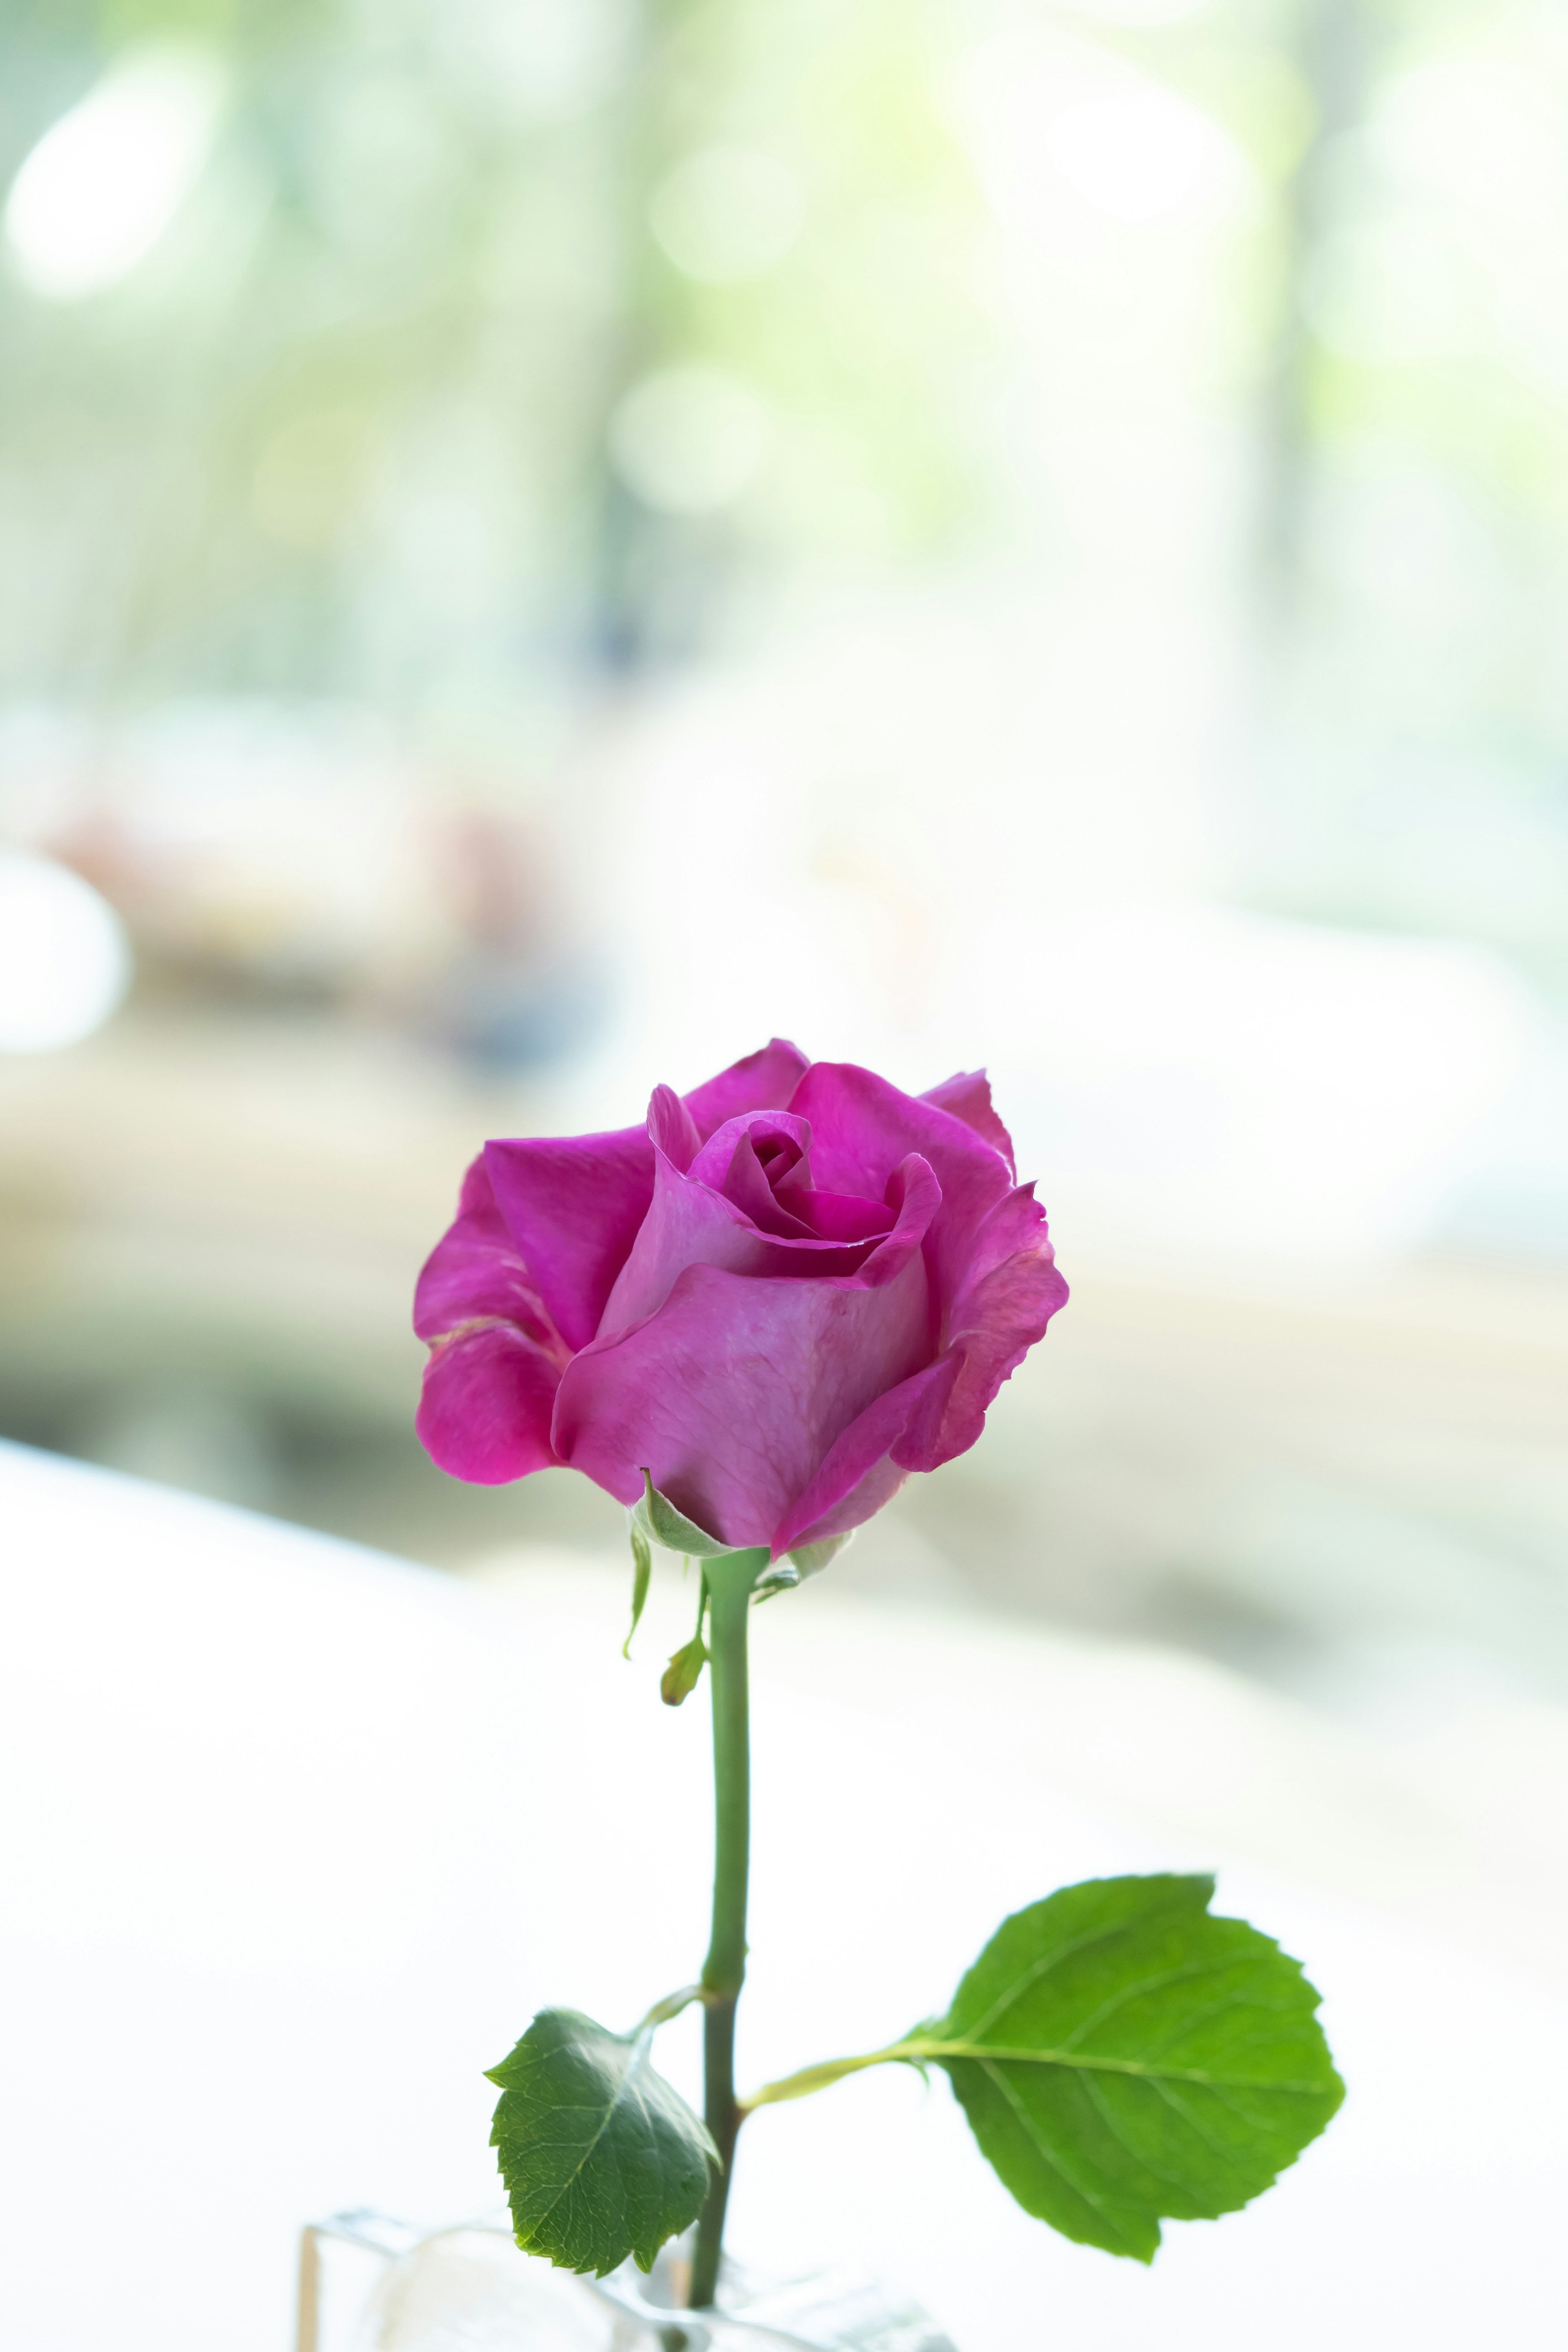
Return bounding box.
[297,2209,959,2352]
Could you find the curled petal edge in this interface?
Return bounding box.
[416,1321,563,1485]
[772,1186,1067,1554]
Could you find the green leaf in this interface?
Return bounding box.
[929,1874,1343,2263]
[487,2008,719,2276]
[660,1635,707,1707]
[635,1470,746,1559]
[622,1519,652,1660]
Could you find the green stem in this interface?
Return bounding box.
[689,1550,766,2309]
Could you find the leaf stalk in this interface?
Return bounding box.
[633,1984,705,2034]
[740,2037,1342,2115]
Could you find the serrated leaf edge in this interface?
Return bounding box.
[505,2029,648,2268]
[488,2016,720,2278]
[952,1876,1218,2042]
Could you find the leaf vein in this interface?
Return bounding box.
[978,2058,1140,2255]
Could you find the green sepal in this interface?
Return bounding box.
[931,1874,1343,2263]
[755,1529,853,1598]
[487,2008,719,2276]
[660,1635,708,1706]
[633,1473,849,1593]
[635,1469,768,1562]
[786,1531,854,1579]
[622,1519,652,1660]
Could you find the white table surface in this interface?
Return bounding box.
[4,1438,1567,2352]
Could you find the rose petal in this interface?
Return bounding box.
[771,1355,960,1554]
[787,1061,1014,1307]
[552,1166,940,1544]
[479,1045,815,1354]
[596,1143,929,1341]
[857,1154,943,1288]
[413,1154,559,1348]
[901,1182,1069,1471]
[775,1183,1066,1547]
[689,1110,813,1193]
[647,1084,702,1172]
[713,1131,814,1237]
[772,1184,895,1242]
[691,1111,815,1237]
[682,1036,811,1138]
[920,1068,1016,1176]
[484,1125,656,1354]
[416,1324,562,1484]
[688,1111,896,1245]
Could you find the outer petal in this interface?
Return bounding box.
[788,1061,1013,1310]
[775,1183,1067,1547]
[414,1154,557,1346]
[683,1036,811,1138]
[920,1069,1016,1177]
[772,1356,959,1554]
[902,1182,1069,1471]
[551,1167,940,1546]
[647,1083,703,1172]
[417,1325,561,1484]
[413,1155,568,1484]
[483,1126,655,1355]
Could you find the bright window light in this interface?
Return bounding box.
[1071,0,1207,18]
[0,851,131,1052]
[1044,87,1245,221]
[960,32,1247,238]
[4,45,225,301]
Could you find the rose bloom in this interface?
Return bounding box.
[415,1040,1067,1558]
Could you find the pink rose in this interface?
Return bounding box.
[414,1040,1067,1557]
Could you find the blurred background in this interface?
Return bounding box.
[3,0,1568,1860]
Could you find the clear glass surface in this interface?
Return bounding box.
[298,2210,959,2352]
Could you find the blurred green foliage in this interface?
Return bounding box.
[0,0,991,700]
[4,0,1568,992]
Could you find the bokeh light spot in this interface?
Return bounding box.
[1044,87,1246,221]
[4,45,224,300]
[649,148,804,283]
[608,365,767,515]
[0,851,132,1053]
